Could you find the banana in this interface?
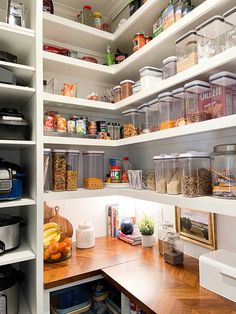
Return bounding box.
[43,226,60,239]
[44,222,59,231]
[43,231,61,245]
[54,234,61,242]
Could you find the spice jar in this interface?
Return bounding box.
[223,7,236,49]
[212,144,236,199]
[66,150,79,191]
[148,98,159,132]
[176,30,198,73]
[52,149,66,192]
[120,80,135,100]
[179,151,212,197]
[83,151,104,189]
[133,33,145,52]
[172,87,186,127]
[122,109,139,138]
[164,154,181,195]
[158,222,174,255]
[137,103,151,134]
[158,92,175,130]
[76,223,95,249]
[113,86,121,103]
[162,56,177,79]
[44,148,52,193]
[153,155,166,194]
[164,233,184,265]
[209,71,236,118]
[67,116,76,134]
[139,66,162,90]
[93,12,102,29]
[184,80,212,124]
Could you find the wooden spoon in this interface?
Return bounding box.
[49,206,73,239]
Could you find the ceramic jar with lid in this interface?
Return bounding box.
[76,223,95,249]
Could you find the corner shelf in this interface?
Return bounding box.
[0,198,36,209]
[44,136,116,147]
[0,84,35,106]
[0,140,36,149]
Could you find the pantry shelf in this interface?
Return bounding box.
[44,136,116,147]
[0,84,35,106]
[19,292,30,314]
[0,61,35,83]
[0,198,36,209]
[0,140,36,148]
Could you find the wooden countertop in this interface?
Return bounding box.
[44,237,236,314]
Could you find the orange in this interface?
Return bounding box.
[63,238,71,247]
[50,252,61,261]
[58,242,67,253]
[44,248,50,261]
[48,241,59,255]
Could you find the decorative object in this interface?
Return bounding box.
[76,222,95,249]
[175,207,216,250]
[138,215,155,247]
[120,218,134,235]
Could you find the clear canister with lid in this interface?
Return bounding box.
[122,109,139,137]
[52,149,67,192]
[158,222,174,255]
[184,80,212,124]
[113,86,121,103]
[132,82,141,94]
[172,87,186,127]
[81,5,93,26]
[162,56,177,79]
[148,98,159,132]
[163,232,184,265]
[153,155,166,194]
[158,92,175,130]
[176,30,198,73]
[120,80,135,100]
[44,148,52,193]
[66,150,79,191]
[209,71,236,118]
[164,154,181,195]
[179,151,212,197]
[83,151,104,189]
[139,66,163,90]
[212,144,236,199]
[223,6,236,49]
[137,103,151,134]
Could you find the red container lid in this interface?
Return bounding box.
[83,5,92,9]
[123,157,129,160]
[110,166,121,170]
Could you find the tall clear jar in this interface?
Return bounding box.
[184,80,212,124]
[153,155,166,194]
[212,144,236,199]
[66,150,79,191]
[80,5,93,26]
[223,7,236,49]
[158,92,175,130]
[162,56,177,79]
[172,87,186,127]
[158,222,174,255]
[52,149,67,192]
[122,109,139,138]
[179,151,212,197]
[148,98,159,132]
[44,148,52,193]
[83,151,104,189]
[164,154,181,195]
[209,71,236,118]
[137,103,151,134]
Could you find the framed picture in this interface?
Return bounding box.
[175,207,216,250]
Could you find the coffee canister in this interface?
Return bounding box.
[76,223,95,249]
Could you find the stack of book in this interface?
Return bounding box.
[117,230,141,246]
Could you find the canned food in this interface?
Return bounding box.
[133,33,145,52]
[145,35,152,44]
[76,119,86,134]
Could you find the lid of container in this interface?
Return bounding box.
[83,5,92,9]
[148,98,159,106]
[163,56,177,65]
[196,16,228,38]
[179,151,210,158]
[123,157,129,160]
[172,87,185,98]
[164,153,179,159]
[139,66,163,74]
[153,155,164,160]
[137,103,149,111]
[223,6,236,25]
[158,92,173,101]
[78,222,93,230]
[120,80,135,85]
[122,109,139,115]
[0,265,21,291]
[113,85,121,91]
[67,150,80,154]
[209,71,236,86]
[52,149,67,153]
[214,144,236,154]
[0,214,23,227]
[83,151,104,154]
[176,30,196,45]
[132,82,141,87]
[184,80,210,93]
[93,11,102,17]
[43,148,51,153]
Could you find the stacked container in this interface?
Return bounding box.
[148,98,159,132]
[52,149,67,192]
[153,155,166,193]
[113,86,121,103]
[139,66,162,90]
[162,56,177,79]
[66,150,79,191]
[164,154,181,195]
[137,103,151,134]
[43,148,52,193]
[120,80,135,99]
[122,109,139,137]
[158,92,175,130]
[172,87,186,127]
[83,151,104,189]
[223,6,236,49]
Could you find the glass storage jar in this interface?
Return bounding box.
[172,87,186,127]
[164,154,181,195]
[137,103,152,134]
[196,15,230,63]
[142,170,156,191]
[153,155,166,193]
[212,144,236,199]
[44,148,52,193]
[158,92,175,130]
[148,98,159,132]
[162,56,177,79]
[52,149,67,192]
[120,80,135,100]
[158,222,174,255]
[122,109,139,137]
[223,6,236,49]
[139,66,163,90]
[83,151,104,189]
[179,151,212,197]
[113,86,121,103]
[82,5,93,26]
[176,30,198,73]
[209,71,236,118]
[66,150,79,191]
[164,232,184,265]
[184,80,212,124]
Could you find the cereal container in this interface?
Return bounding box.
[139,66,162,90]
[212,144,236,199]
[52,149,67,192]
[137,103,152,134]
[120,80,135,100]
[66,150,79,191]
[176,30,198,73]
[162,56,177,79]
[158,92,175,130]
[184,80,212,124]
[148,98,159,132]
[83,151,104,189]
[172,87,186,127]
[223,6,236,49]
[164,154,181,195]
[153,155,166,194]
[44,148,52,193]
[122,109,139,137]
[179,151,211,197]
[209,71,236,118]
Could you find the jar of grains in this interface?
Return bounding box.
[52,149,67,192]
[153,155,166,194]
[83,151,104,189]
[66,150,79,191]
[164,154,181,195]
[122,109,139,137]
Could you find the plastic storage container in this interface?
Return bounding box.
[223,6,236,49]
[139,67,162,90]
[164,233,184,265]
[176,31,198,73]
[164,154,181,195]
[158,222,174,255]
[120,80,135,99]
[83,151,104,189]
[196,16,230,63]
[137,103,151,134]
[52,149,66,192]
[122,109,139,137]
[158,92,175,130]
[162,56,177,79]
[153,155,166,193]
[113,86,121,103]
[172,87,186,126]
[209,71,236,118]
[148,98,159,132]
[142,170,156,191]
[44,148,51,193]
[212,144,236,199]
[179,151,212,197]
[66,150,79,191]
[132,82,141,94]
[184,80,212,124]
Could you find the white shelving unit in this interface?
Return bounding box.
[0,198,36,208]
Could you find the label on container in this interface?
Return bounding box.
[76,119,86,134]
[110,168,122,183]
[67,120,76,134]
[198,89,212,115]
[94,17,102,29]
[211,86,232,118]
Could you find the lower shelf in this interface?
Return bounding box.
[19,292,30,314]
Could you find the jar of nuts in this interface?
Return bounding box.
[122,109,139,138]
[83,151,104,189]
[153,155,166,194]
[66,150,79,191]
[52,149,67,192]
[179,151,212,197]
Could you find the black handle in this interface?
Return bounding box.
[0,241,5,255]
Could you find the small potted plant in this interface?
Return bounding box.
[138,215,155,247]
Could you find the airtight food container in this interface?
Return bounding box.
[184,80,212,124]
[148,98,159,132]
[83,151,104,189]
[223,6,236,49]
[153,155,166,194]
[66,150,79,191]
[164,154,181,195]
[137,103,152,134]
[172,87,186,127]
[209,71,236,118]
[162,56,177,79]
[158,92,175,130]
[122,109,139,137]
[139,66,162,90]
[52,149,67,192]
[132,82,141,94]
[44,148,52,193]
[120,80,135,100]
[113,86,121,103]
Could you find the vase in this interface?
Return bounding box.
[141,234,153,247]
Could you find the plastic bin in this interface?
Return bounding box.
[139,66,162,90]
[153,155,166,194]
[137,103,152,134]
[83,151,104,189]
[43,148,51,193]
[52,149,66,192]
[122,109,139,137]
[66,150,79,191]
[162,56,177,79]
[223,6,236,49]
[164,154,181,195]
[172,87,186,127]
[158,92,175,130]
[148,98,159,132]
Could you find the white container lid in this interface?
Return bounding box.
[158,92,173,101]
[44,148,51,153]
[67,150,80,154]
[172,87,185,99]
[223,6,236,25]
[52,149,67,153]
[132,82,141,87]
[137,103,149,111]
[163,56,177,65]
[139,66,163,77]
[78,222,93,230]
[122,109,139,115]
[83,151,104,154]
[179,151,210,158]
[113,85,121,90]
[209,71,236,87]
[164,153,179,159]
[153,155,164,160]
[176,30,197,45]
[196,15,230,38]
[120,79,135,85]
[148,98,159,111]
[184,80,210,93]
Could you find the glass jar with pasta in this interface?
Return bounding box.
[66,150,79,191]
[52,149,66,192]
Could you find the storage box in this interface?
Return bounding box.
[199,249,236,302]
